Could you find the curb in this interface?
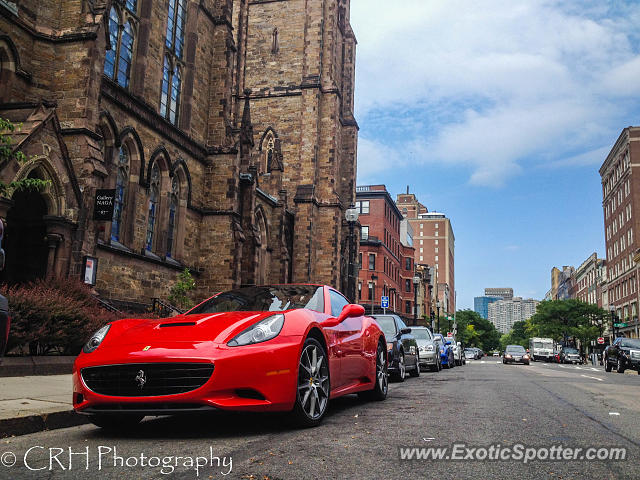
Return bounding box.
[0,357,75,377]
[0,410,87,438]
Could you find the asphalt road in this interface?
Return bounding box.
[1,359,639,479]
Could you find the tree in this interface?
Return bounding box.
[168,268,196,311]
[0,117,50,197]
[455,309,501,351]
[528,299,607,353]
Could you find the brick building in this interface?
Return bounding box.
[396,190,455,315]
[0,0,358,307]
[601,127,640,337]
[355,185,417,319]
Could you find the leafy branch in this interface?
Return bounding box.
[0,117,51,197]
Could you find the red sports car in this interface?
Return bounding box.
[73,284,388,429]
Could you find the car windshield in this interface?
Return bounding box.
[187,285,325,314]
[564,348,578,354]
[533,341,542,348]
[374,316,397,338]
[411,328,432,340]
[620,339,640,348]
[505,345,526,353]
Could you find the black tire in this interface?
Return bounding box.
[430,363,438,372]
[292,337,330,427]
[358,340,388,401]
[409,354,420,377]
[88,414,144,430]
[393,351,406,382]
[605,356,612,372]
[616,358,626,374]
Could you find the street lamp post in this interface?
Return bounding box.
[345,207,359,303]
[436,301,441,334]
[412,275,420,326]
[609,304,617,340]
[370,274,377,315]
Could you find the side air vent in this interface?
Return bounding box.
[159,322,197,328]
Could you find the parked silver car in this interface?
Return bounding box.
[411,326,440,372]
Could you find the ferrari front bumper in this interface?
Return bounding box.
[73,336,303,415]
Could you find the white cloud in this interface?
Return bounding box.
[351,0,640,186]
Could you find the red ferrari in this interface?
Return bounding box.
[73,284,388,428]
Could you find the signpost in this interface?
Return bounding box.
[381,296,389,314]
[597,337,605,345]
[614,322,628,328]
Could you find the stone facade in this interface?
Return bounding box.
[0,0,358,307]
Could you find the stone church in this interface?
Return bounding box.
[0,0,358,307]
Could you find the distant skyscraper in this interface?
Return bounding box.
[488,297,539,334]
[484,288,513,300]
[474,296,502,319]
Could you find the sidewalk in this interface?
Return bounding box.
[0,357,88,437]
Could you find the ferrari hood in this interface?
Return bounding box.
[103,311,275,347]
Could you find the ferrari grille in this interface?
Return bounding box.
[81,363,214,397]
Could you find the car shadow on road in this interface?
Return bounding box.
[84,394,378,440]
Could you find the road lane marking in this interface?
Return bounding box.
[609,412,620,416]
[580,374,603,382]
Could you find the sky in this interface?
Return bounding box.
[349,0,640,310]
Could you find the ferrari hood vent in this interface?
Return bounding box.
[159,322,197,328]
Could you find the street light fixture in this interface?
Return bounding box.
[370,274,378,315]
[412,275,420,326]
[345,207,359,303]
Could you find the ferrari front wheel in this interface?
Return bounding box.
[292,337,330,427]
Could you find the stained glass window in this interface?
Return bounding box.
[145,163,160,251]
[161,0,187,124]
[111,145,129,242]
[167,176,179,258]
[104,8,119,78]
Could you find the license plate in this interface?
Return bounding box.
[514,356,521,361]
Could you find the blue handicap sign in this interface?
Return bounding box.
[381,296,389,308]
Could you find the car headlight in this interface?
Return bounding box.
[523,354,530,359]
[83,325,111,353]
[426,344,434,351]
[505,354,512,358]
[228,314,285,346]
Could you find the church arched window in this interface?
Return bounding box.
[166,176,179,258]
[104,3,137,88]
[111,144,130,243]
[161,0,186,125]
[145,162,160,251]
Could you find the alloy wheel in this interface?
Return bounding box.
[376,344,388,394]
[297,343,330,420]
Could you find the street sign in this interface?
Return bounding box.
[446,332,453,337]
[381,296,389,309]
[597,337,605,344]
[614,322,628,328]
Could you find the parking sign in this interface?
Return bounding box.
[381,296,389,309]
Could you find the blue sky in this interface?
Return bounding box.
[350,0,640,309]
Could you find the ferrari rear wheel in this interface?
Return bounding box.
[359,340,388,401]
[88,414,144,430]
[292,338,330,427]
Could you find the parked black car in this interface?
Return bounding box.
[604,337,640,374]
[559,346,582,364]
[372,314,419,381]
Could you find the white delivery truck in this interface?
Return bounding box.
[529,337,555,362]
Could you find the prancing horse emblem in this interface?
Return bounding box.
[135,370,146,390]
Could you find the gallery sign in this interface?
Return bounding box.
[93,189,116,221]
